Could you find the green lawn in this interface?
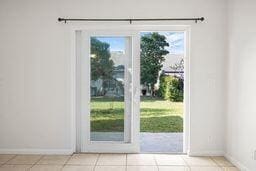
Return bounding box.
[90,97,183,132]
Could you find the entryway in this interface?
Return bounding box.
[74,25,190,154]
[139,31,185,153]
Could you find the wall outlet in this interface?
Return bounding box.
[253,150,256,160]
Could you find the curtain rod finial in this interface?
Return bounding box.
[58,18,67,23]
[58,18,64,22]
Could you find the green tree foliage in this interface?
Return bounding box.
[90,38,114,93]
[91,38,114,80]
[91,37,114,80]
[159,75,183,102]
[158,75,172,100]
[140,32,169,96]
[169,77,183,102]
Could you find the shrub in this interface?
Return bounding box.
[169,77,183,102]
[158,75,172,99]
[158,75,183,102]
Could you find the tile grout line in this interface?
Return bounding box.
[210,156,222,167]
[152,154,160,171]
[180,155,191,170]
[182,156,227,170]
[210,157,230,170]
[1,154,17,166]
[61,154,73,170]
[28,155,45,170]
[125,153,127,171]
[93,153,100,171]
[210,156,224,169]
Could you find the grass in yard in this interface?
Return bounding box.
[90,96,183,133]
[90,97,125,132]
[140,97,183,132]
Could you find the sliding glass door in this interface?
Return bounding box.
[80,30,140,153]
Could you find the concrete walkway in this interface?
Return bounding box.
[140,132,183,153]
[91,132,183,153]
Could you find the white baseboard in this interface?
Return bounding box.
[224,153,251,171]
[188,150,224,156]
[0,149,74,155]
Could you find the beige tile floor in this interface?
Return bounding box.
[0,154,239,171]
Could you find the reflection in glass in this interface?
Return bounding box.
[90,37,126,141]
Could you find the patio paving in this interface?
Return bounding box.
[91,132,183,153]
[140,132,183,153]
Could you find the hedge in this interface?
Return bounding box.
[158,75,172,100]
[158,75,183,102]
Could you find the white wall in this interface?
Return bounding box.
[226,0,256,170]
[0,0,227,154]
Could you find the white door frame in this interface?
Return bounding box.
[71,25,191,154]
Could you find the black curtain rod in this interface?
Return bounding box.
[58,17,205,24]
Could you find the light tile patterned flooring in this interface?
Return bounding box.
[0,154,239,171]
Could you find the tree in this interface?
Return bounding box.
[140,32,169,96]
[90,38,114,94]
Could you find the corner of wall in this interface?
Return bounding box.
[225,153,251,171]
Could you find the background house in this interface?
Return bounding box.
[91,51,125,97]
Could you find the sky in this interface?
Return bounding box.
[96,37,126,52]
[95,32,184,55]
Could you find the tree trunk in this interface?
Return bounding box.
[151,84,155,97]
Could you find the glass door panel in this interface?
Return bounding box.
[80,30,140,153]
[90,36,131,142]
